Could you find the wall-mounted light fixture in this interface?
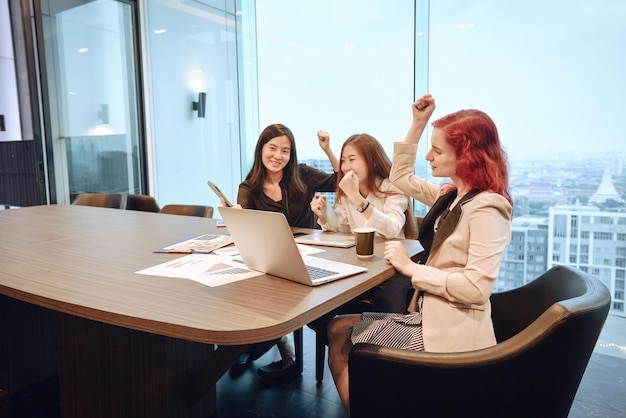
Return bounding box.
[98,104,109,126]
[0,115,5,132]
[192,92,206,118]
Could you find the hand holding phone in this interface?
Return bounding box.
[207,181,233,207]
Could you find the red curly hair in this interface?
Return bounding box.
[432,109,512,204]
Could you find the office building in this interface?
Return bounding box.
[549,204,626,317]
[497,216,549,292]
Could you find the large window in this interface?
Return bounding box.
[253,1,626,316]
[254,0,418,174]
[431,1,625,317]
[429,1,625,159]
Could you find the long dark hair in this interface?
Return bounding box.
[244,123,307,199]
[336,134,391,202]
[336,133,418,239]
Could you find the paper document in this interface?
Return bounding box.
[154,234,233,254]
[137,253,260,286]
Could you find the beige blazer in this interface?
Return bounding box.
[390,142,513,353]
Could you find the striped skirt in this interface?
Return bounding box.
[350,294,424,351]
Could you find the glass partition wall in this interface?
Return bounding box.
[39,0,144,203]
[35,0,243,208]
[143,0,242,207]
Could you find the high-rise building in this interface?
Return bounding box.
[304,159,336,207]
[496,217,549,292]
[549,204,626,316]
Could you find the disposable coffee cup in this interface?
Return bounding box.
[354,227,376,259]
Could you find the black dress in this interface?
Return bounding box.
[237,164,337,228]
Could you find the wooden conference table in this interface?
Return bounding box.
[0,205,422,417]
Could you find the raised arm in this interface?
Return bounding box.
[403,94,436,145]
[318,130,340,172]
[390,94,441,206]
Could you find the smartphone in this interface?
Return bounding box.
[207,181,233,207]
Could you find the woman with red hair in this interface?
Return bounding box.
[326,94,513,414]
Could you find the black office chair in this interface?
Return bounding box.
[348,265,611,418]
[71,193,124,209]
[160,204,213,218]
[124,194,160,212]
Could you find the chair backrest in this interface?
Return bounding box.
[348,265,611,418]
[124,194,160,212]
[71,193,124,209]
[491,264,595,343]
[159,204,213,218]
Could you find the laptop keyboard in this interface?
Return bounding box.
[306,265,339,279]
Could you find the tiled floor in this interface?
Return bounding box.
[216,327,347,418]
[5,317,626,417]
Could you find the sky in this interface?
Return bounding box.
[255,0,626,163]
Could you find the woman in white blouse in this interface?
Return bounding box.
[307,133,418,357]
[311,132,417,240]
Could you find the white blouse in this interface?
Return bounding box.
[319,178,408,239]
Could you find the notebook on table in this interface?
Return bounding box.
[218,207,367,286]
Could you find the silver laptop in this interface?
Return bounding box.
[218,207,367,286]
